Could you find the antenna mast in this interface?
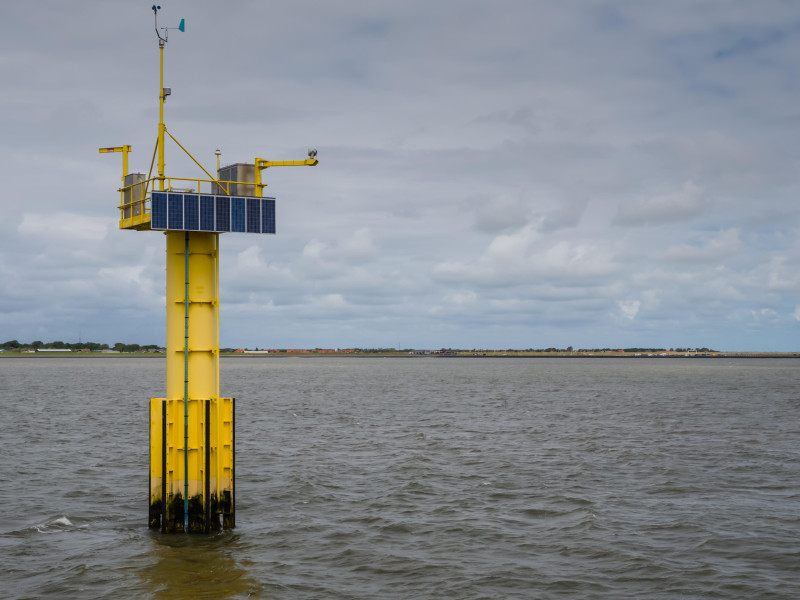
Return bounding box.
[152,5,184,190]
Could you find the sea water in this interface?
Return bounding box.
[0,356,798,599]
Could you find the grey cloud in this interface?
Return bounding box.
[613,183,706,226]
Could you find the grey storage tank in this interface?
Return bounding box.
[216,163,256,196]
[123,173,147,218]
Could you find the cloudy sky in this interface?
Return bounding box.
[1,0,799,351]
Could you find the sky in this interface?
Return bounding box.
[1,0,799,351]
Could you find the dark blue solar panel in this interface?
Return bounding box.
[215,197,230,231]
[151,192,167,229]
[231,197,246,232]
[199,196,215,231]
[246,198,260,233]
[261,198,275,234]
[146,192,274,233]
[167,193,183,229]
[184,194,199,230]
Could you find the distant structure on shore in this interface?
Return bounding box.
[2,340,796,358]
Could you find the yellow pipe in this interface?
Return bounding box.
[215,234,220,401]
[151,230,232,532]
[158,44,165,191]
[166,232,217,403]
[215,234,221,514]
[164,128,217,183]
[98,145,131,182]
[122,145,131,179]
[146,134,159,197]
[254,157,317,197]
[164,231,220,531]
[256,158,318,168]
[183,232,189,531]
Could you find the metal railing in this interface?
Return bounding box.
[118,176,258,227]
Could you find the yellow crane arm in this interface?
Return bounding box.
[255,158,318,169]
[253,156,318,196]
[99,145,132,180]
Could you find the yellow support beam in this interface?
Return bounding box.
[99,145,131,180]
[254,156,317,197]
[255,158,318,169]
[149,396,233,532]
[149,231,234,532]
[158,43,166,191]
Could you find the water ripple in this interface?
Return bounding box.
[1,357,799,598]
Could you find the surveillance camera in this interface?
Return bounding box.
[308,148,317,158]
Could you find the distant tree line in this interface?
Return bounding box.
[1,340,162,353]
[2,340,718,354]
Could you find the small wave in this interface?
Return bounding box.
[5,515,83,536]
[33,515,84,534]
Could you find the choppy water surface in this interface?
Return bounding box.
[1,356,798,599]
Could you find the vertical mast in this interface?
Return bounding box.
[158,43,165,190]
[155,5,166,190]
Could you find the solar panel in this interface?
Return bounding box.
[151,192,167,229]
[261,198,275,234]
[246,198,260,233]
[216,197,230,232]
[231,198,245,232]
[184,194,199,230]
[199,195,215,231]
[167,193,183,229]
[148,192,276,234]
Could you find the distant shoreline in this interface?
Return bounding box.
[3,351,799,359]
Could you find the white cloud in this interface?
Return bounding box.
[18,213,110,242]
[339,227,377,261]
[753,308,781,324]
[618,300,641,320]
[320,293,347,310]
[614,182,706,226]
[664,228,741,263]
[765,257,799,292]
[433,224,621,290]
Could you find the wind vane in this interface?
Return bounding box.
[100,5,318,533]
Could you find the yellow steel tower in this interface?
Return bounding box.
[101,6,317,533]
